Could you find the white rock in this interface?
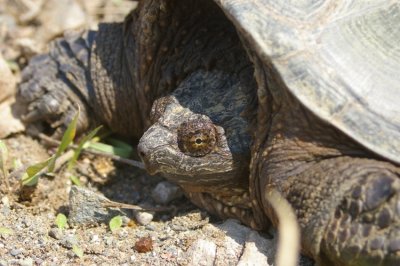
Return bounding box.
[215,219,251,265]
[186,239,216,266]
[36,0,87,42]
[0,97,26,138]
[151,181,183,205]
[238,231,273,266]
[134,211,154,226]
[17,258,33,266]
[0,53,15,102]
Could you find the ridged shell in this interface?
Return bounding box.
[216,0,400,164]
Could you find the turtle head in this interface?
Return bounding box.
[138,95,249,191]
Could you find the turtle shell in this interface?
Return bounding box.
[216,0,400,164]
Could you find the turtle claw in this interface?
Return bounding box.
[321,170,400,265]
[21,109,44,124]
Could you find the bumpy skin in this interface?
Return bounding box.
[18,30,95,137]
[18,0,400,265]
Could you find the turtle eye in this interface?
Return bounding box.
[177,119,217,157]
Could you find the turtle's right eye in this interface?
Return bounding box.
[177,119,217,157]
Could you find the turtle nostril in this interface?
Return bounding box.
[137,144,158,175]
[137,144,148,160]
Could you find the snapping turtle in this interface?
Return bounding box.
[17,0,400,265]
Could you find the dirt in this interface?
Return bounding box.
[0,1,315,265]
[0,135,215,265]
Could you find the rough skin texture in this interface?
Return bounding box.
[17,0,400,265]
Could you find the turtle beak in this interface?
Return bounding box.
[137,141,159,175]
[137,123,175,175]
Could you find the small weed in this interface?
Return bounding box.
[55,213,68,230]
[0,227,13,236]
[109,215,123,233]
[72,244,84,258]
[68,125,102,171]
[69,175,82,187]
[48,109,80,172]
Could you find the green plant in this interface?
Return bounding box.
[109,215,123,232]
[0,227,13,235]
[67,126,102,171]
[69,175,82,187]
[48,109,80,172]
[21,156,54,186]
[72,244,84,258]
[20,111,102,187]
[55,213,68,230]
[19,108,134,188]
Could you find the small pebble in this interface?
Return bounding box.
[17,258,33,266]
[151,181,183,205]
[145,224,157,231]
[1,205,10,216]
[10,248,23,256]
[185,239,216,266]
[48,228,63,240]
[21,218,31,228]
[66,250,76,259]
[105,236,114,246]
[121,216,131,226]
[135,211,154,226]
[1,196,10,207]
[60,234,78,249]
[0,260,8,266]
[91,234,99,243]
[37,237,46,246]
[134,237,153,253]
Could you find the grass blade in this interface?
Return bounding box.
[48,108,80,172]
[72,245,84,258]
[21,156,54,186]
[88,140,133,158]
[67,125,102,171]
[69,175,82,186]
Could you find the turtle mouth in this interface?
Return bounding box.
[138,141,233,178]
[138,148,159,175]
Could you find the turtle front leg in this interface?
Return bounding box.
[17,14,144,139]
[316,158,400,265]
[252,89,400,265]
[259,141,400,265]
[18,30,96,138]
[260,156,400,265]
